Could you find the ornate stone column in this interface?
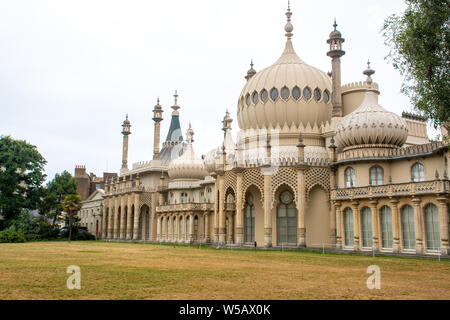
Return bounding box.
[235,170,244,245]
[352,201,360,250]
[126,195,133,240]
[218,175,226,245]
[133,193,140,240]
[101,198,108,239]
[412,198,423,254]
[156,215,161,242]
[437,197,449,255]
[370,200,379,251]
[228,213,235,244]
[297,167,306,247]
[334,202,342,249]
[262,170,273,248]
[189,213,194,243]
[151,193,158,241]
[204,213,210,243]
[114,196,120,239]
[108,197,115,239]
[120,196,126,239]
[329,201,337,247]
[390,199,400,253]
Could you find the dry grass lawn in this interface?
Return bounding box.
[0,241,449,300]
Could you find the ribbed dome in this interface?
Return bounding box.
[237,39,332,130]
[168,127,208,180]
[335,91,409,150]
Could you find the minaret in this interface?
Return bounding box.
[327,19,345,118]
[152,98,163,160]
[121,114,131,170]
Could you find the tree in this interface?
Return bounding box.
[40,171,77,226]
[0,136,46,224]
[62,194,82,242]
[382,0,450,135]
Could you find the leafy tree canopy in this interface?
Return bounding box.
[0,136,46,221]
[382,0,450,133]
[40,171,77,225]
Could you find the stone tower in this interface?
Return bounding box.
[121,114,131,171]
[327,20,345,118]
[152,98,163,160]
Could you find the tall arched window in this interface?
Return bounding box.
[181,192,188,203]
[425,204,440,250]
[411,163,424,182]
[361,207,373,247]
[370,166,383,186]
[277,191,297,245]
[401,205,415,249]
[186,216,190,240]
[172,217,176,241]
[166,217,170,241]
[194,216,199,241]
[343,208,354,246]
[380,206,393,249]
[345,167,355,188]
[245,194,255,243]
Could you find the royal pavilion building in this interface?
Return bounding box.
[99,5,449,257]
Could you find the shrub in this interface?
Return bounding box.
[0,227,26,243]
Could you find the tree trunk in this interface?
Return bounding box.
[68,211,72,243]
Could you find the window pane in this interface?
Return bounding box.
[303,87,312,100]
[292,86,301,100]
[425,204,440,250]
[281,87,290,100]
[361,207,373,247]
[381,206,393,249]
[270,88,279,101]
[402,206,415,249]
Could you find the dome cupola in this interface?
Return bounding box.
[237,4,332,131]
[168,124,208,180]
[335,70,408,151]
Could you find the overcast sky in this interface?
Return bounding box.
[0,0,437,182]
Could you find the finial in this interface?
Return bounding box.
[250,59,254,69]
[171,90,180,113]
[187,123,194,144]
[363,60,375,84]
[157,97,160,104]
[285,1,293,39]
[126,113,128,120]
[333,18,337,30]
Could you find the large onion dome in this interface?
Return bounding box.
[237,6,332,131]
[335,90,409,150]
[168,125,208,180]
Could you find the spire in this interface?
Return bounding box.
[363,60,375,84]
[285,1,293,40]
[186,123,194,144]
[245,59,257,81]
[171,90,180,114]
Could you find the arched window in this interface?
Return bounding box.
[186,216,190,240]
[361,207,373,248]
[411,163,424,182]
[345,167,355,188]
[181,192,188,203]
[172,217,176,241]
[380,206,393,249]
[166,217,170,241]
[370,166,383,186]
[207,188,212,203]
[252,91,258,104]
[281,86,290,100]
[277,191,297,245]
[292,86,301,100]
[260,89,268,103]
[194,216,199,241]
[343,208,354,246]
[245,194,255,243]
[401,205,415,249]
[245,93,250,106]
[424,204,440,250]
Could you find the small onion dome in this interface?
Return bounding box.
[168,126,208,180]
[329,21,342,39]
[335,91,409,150]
